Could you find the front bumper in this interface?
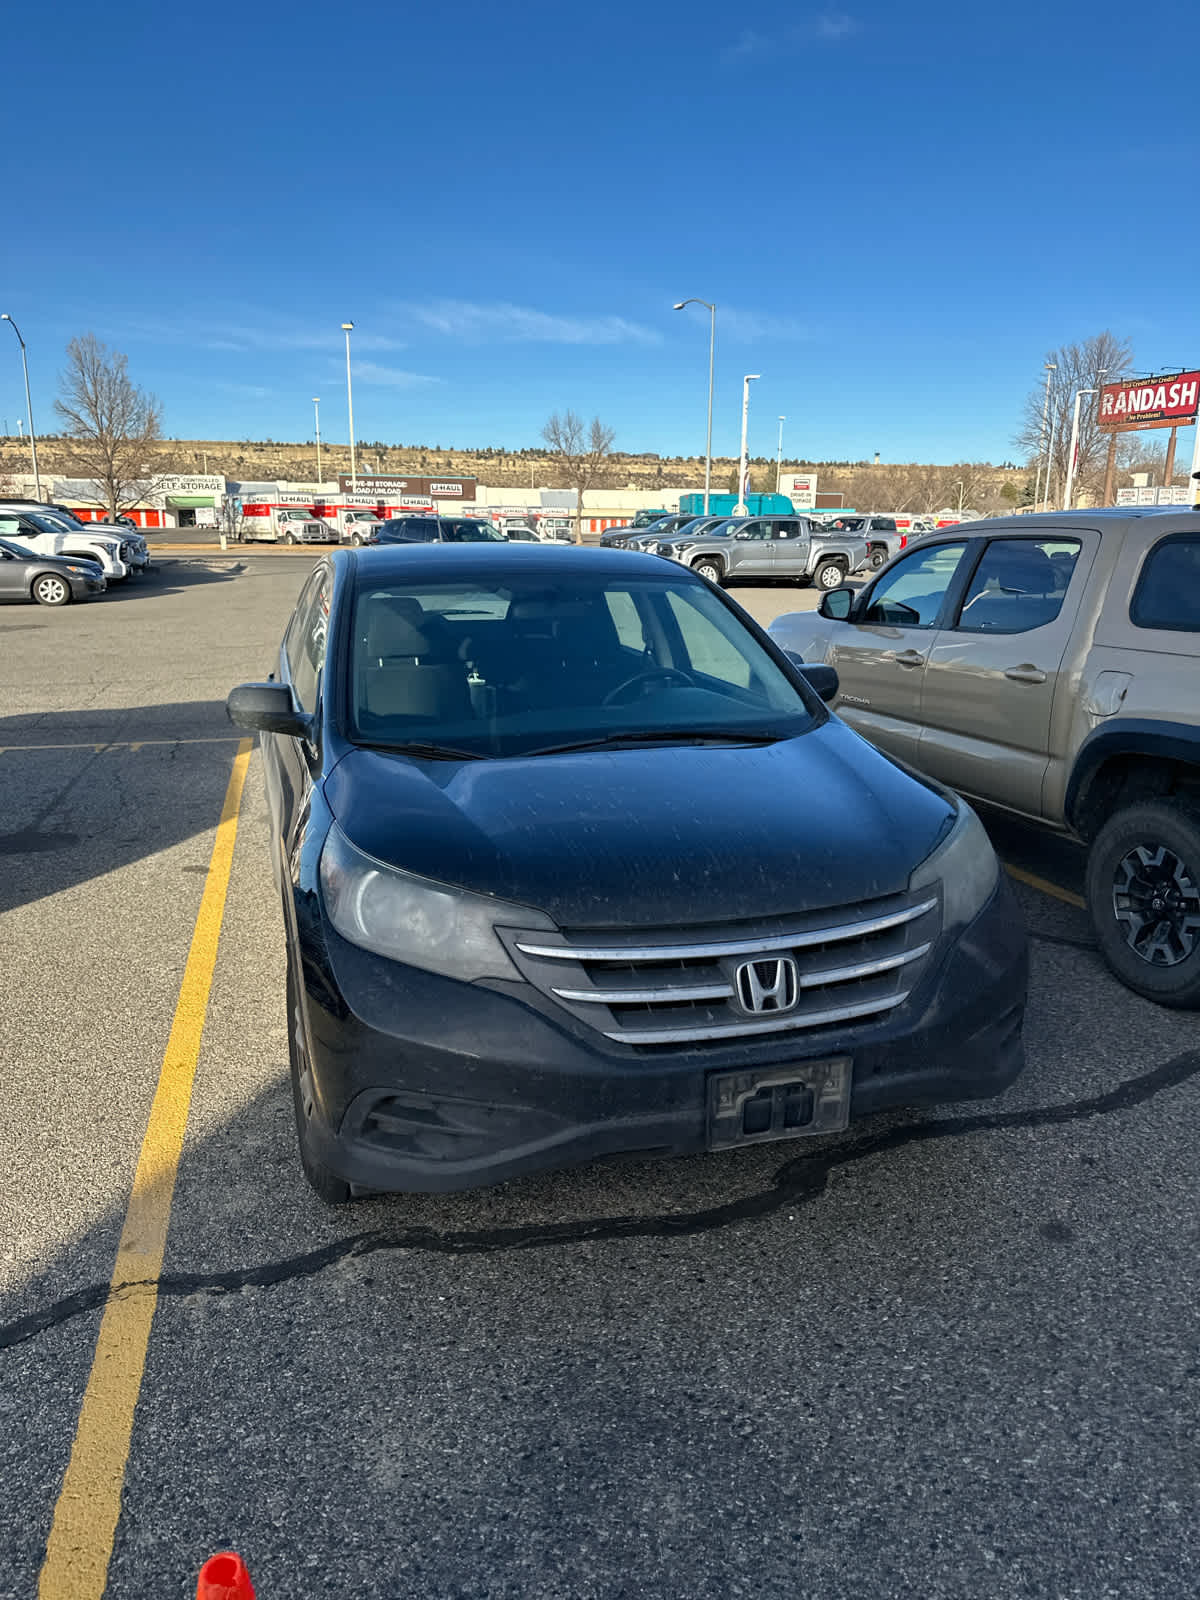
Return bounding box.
[294,878,1027,1194]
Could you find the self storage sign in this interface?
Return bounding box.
[1098,371,1200,432]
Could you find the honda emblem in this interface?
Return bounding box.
[735,957,800,1015]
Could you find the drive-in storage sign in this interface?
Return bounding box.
[1098,372,1200,432]
[337,473,476,499]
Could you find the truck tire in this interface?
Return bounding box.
[868,545,887,570]
[691,557,725,585]
[1085,801,1200,1008]
[814,558,847,591]
[283,532,297,546]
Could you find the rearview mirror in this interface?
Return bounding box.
[226,682,312,737]
[818,585,856,621]
[796,663,839,703]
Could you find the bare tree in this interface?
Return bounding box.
[540,410,616,543]
[1014,331,1133,507]
[54,334,172,519]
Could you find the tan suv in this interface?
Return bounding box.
[769,509,1200,1007]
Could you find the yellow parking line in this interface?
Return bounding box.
[1004,863,1087,910]
[38,738,253,1600]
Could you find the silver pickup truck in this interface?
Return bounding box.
[654,514,869,590]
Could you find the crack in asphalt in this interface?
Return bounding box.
[2,1047,1196,1356]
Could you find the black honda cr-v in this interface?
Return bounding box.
[227,543,1027,1202]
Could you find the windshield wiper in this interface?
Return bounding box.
[524,728,790,757]
[364,740,489,761]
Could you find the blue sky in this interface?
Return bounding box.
[4,0,1197,467]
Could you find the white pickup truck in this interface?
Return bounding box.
[0,506,131,582]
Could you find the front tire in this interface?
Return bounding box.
[1086,801,1200,1008]
[32,573,71,606]
[283,532,297,546]
[287,966,354,1203]
[814,559,847,591]
[691,558,725,585]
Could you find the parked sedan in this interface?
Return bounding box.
[228,543,1027,1202]
[0,537,106,605]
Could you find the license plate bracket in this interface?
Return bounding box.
[707,1057,851,1149]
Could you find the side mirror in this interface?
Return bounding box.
[226,682,312,737]
[796,663,839,703]
[818,585,857,621]
[735,531,752,541]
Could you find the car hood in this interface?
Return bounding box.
[322,720,954,928]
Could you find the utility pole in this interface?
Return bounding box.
[342,322,357,491]
[776,415,786,488]
[1032,362,1056,512]
[313,397,323,483]
[734,374,760,516]
[1,313,41,499]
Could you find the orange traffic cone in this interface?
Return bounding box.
[197,1551,256,1599]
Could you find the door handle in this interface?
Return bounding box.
[1004,665,1047,685]
[893,650,926,668]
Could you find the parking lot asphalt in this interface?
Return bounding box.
[2,554,1197,1599]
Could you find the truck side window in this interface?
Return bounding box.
[860,543,969,628]
[1130,535,1200,631]
[955,539,1080,634]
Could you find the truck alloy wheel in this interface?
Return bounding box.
[1086,802,1200,1007]
[816,561,847,590]
[284,532,296,546]
[32,574,71,606]
[692,559,724,585]
[868,548,887,569]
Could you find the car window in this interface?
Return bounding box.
[349,571,813,756]
[740,521,771,541]
[605,590,648,651]
[1130,535,1200,632]
[860,542,969,628]
[665,591,755,687]
[955,538,1080,633]
[772,520,801,539]
[286,569,331,710]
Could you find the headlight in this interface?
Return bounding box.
[319,825,554,981]
[908,800,999,927]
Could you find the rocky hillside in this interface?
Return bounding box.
[1,435,1029,512]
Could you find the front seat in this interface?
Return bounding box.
[360,596,473,724]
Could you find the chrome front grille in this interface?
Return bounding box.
[503,892,939,1048]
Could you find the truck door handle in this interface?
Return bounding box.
[893,650,926,668]
[1004,665,1047,684]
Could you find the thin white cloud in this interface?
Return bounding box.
[119,315,408,355]
[395,299,663,347]
[722,12,860,61]
[350,362,442,388]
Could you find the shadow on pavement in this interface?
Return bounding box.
[0,701,245,915]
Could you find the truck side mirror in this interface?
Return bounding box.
[818,586,857,621]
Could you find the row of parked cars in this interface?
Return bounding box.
[0,500,153,606]
[601,510,876,590]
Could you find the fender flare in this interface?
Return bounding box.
[1065,719,1200,831]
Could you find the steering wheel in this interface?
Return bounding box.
[602,666,696,706]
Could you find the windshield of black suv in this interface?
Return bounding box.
[347,570,817,758]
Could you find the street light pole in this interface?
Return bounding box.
[312,397,323,483]
[1032,362,1056,513]
[673,299,716,514]
[341,322,357,491]
[1,313,41,499]
[1062,387,1098,510]
[734,374,761,516]
[776,415,786,487]
[955,479,965,517]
